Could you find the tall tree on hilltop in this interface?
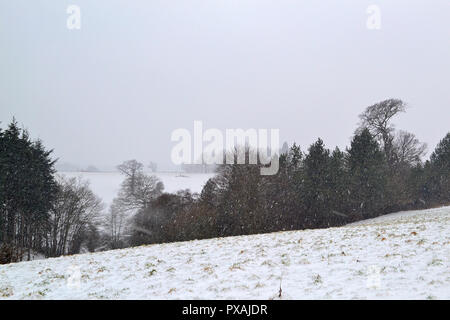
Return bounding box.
[357,98,406,166]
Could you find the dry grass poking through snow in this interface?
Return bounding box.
[1,206,449,299]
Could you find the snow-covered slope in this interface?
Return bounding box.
[1,206,449,299]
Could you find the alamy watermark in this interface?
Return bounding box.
[67,5,81,30]
[66,264,81,289]
[366,5,381,30]
[366,265,381,288]
[171,121,280,175]
[64,6,382,32]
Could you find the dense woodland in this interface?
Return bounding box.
[0,120,103,263]
[1,99,449,263]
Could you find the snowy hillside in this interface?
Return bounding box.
[1,206,449,299]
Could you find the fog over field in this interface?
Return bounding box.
[58,171,214,206]
[1,0,449,170]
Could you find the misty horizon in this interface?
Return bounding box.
[1,0,449,171]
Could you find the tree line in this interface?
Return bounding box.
[1,99,449,263]
[110,99,450,247]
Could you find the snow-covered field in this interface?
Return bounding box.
[1,206,449,299]
[58,172,214,206]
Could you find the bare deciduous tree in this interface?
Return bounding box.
[106,161,165,248]
[116,173,164,211]
[117,160,144,195]
[105,198,128,249]
[392,130,427,166]
[357,98,407,164]
[47,176,103,257]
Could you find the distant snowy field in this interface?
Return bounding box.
[57,172,214,206]
[1,206,449,299]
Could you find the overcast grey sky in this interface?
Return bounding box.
[1,0,449,170]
